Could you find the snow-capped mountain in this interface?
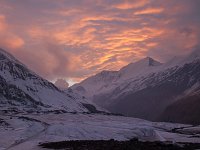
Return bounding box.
[72,70,119,99]
[72,57,162,99]
[72,49,200,122]
[119,57,162,80]
[0,48,95,113]
[1,49,200,149]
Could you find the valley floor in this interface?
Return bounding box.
[0,113,200,150]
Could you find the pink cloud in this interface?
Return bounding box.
[0,0,199,83]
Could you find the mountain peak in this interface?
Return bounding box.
[118,57,162,80]
[139,57,162,66]
[120,57,162,73]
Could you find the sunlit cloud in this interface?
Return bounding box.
[0,14,24,49]
[134,8,164,15]
[2,35,24,49]
[113,0,149,10]
[0,15,6,31]
[0,0,199,84]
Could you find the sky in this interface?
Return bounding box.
[0,0,200,85]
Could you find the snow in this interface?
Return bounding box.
[119,57,162,79]
[72,71,119,98]
[0,113,199,150]
[0,68,88,112]
[71,57,163,100]
[71,57,166,101]
[72,49,200,106]
[0,49,91,113]
[64,89,108,112]
[1,48,200,150]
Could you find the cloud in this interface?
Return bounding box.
[0,14,24,49]
[1,35,24,49]
[113,0,149,10]
[0,0,199,83]
[134,8,164,15]
[8,41,72,80]
[54,79,69,90]
[0,15,6,31]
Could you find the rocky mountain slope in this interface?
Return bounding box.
[0,48,96,113]
[72,57,162,100]
[72,49,200,123]
[160,88,200,125]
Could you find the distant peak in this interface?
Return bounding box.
[139,57,162,66]
[145,56,153,59]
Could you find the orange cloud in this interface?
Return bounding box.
[54,27,96,46]
[3,35,24,49]
[24,12,165,81]
[0,0,199,84]
[146,42,158,48]
[54,9,82,16]
[53,17,97,46]
[134,8,164,15]
[27,26,46,39]
[53,19,164,80]
[82,16,115,22]
[114,0,149,9]
[0,15,6,31]
[0,15,24,49]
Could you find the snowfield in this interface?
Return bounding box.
[0,49,200,149]
[0,113,200,150]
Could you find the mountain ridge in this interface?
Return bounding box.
[0,48,98,113]
[72,49,200,124]
[72,57,163,99]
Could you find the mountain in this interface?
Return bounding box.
[72,49,200,122]
[119,57,162,80]
[72,70,119,99]
[159,88,200,125]
[0,48,96,113]
[72,57,162,99]
[106,59,200,120]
